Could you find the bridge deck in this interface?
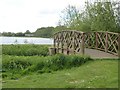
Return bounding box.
[84,48,118,59]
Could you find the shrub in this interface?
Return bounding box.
[2,73,7,78]
[2,54,92,76]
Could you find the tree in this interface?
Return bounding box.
[59,5,81,30]
[54,26,68,33]
[85,0,119,32]
[34,27,54,38]
[2,32,15,36]
[59,5,92,32]
[15,32,25,37]
[25,30,31,34]
[113,1,120,32]
[59,0,119,32]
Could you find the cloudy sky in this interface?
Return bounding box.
[0,0,87,33]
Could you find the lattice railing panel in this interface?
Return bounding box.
[94,32,119,55]
[107,32,118,55]
[96,32,106,51]
[53,30,119,57]
[74,31,83,53]
[53,30,84,54]
[84,32,96,48]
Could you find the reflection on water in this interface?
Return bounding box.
[0,37,53,45]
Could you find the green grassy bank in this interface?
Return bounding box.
[2,44,49,56]
[2,59,118,88]
[2,45,119,88]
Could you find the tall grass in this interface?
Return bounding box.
[2,54,92,77]
[2,44,49,56]
[2,45,92,79]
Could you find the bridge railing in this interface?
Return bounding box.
[50,30,120,58]
[51,30,85,55]
[84,31,120,56]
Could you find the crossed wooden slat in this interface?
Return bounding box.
[53,30,119,56]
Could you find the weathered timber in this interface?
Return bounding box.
[50,30,119,58]
[118,33,120,58]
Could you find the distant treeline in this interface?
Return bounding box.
[1,26,69,38]
[34,26,69,38]
[1,30,32,37]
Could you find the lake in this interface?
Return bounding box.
[0,37,53,45]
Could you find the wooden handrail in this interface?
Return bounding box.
[52,30,120,57]
[54,30,84,36]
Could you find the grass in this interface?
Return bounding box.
[2,54,91,77]
[2,44,119,88]
[2,60,118,88]
[2,44,49,56]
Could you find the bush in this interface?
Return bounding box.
[3,54,92,76]
[3,59,31,70]
[2,73,7,78]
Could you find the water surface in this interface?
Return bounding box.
[0,37,53,45]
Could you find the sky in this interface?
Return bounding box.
[0,0,87,33]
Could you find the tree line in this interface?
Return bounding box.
[1,30,32,37]
[1,26,68,38]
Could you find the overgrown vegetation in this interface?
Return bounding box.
[2,54,91,78]
[2,45,91,79]
[2,45,49,56]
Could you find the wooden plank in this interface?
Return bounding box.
[96,32,98,49]
[105,32,108,52]
[118,33,120,58]
[81,33,85,55]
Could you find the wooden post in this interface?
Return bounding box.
[73,31,75,54]
[66,38,69,55]
[81,33,85,55]
[56,42,59,54]
[53,35,56,49]
[118,33,120,59]
[56,34,59,54]
[96,32,98,49]
[105,32,108,52]
[61,32,64,53]
[51,36,56,55]
[49,47,56,55]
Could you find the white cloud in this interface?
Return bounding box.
[0,0,85,33]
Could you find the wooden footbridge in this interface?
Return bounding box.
[49,30,120,59]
